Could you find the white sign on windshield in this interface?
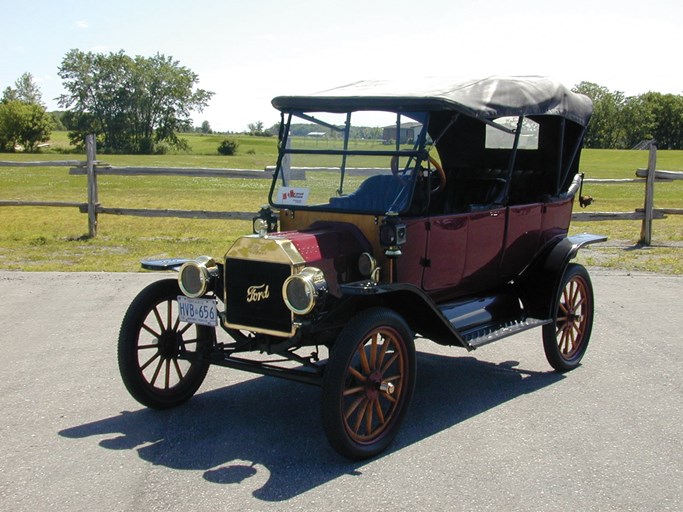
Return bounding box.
[277,186,310,205]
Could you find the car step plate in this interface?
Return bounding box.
[464,318,550,348]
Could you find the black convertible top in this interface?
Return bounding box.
[272,76,593,127]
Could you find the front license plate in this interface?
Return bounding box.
[177,296,219,326]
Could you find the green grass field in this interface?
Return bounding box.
[0,132,681,273]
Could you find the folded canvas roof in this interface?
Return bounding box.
[272,76,592,127]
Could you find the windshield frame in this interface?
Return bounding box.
[268,110,432,215]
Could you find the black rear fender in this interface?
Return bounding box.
[516,233,606,319]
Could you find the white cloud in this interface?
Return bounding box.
[33,75,51,84]
[74,20,89,29]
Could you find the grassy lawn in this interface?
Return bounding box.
[0,133,681,273]
[567,148,683,274]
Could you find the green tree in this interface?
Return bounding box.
[0,73,52,152]
[574,82,683,149]
[248,120,265,136]
[57,49,214,153]
[622,94,656,148]
[573,81,626,149]
[636,92,683,150]
[2,86,18,103]
[15,72,43,105]
[0,100,53,152]
[200,120,212,134]
[49,111,67,131]
[2,72,43,105]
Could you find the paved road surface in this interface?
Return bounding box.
[0,270,681,511]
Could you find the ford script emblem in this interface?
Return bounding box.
[246,284,270,303]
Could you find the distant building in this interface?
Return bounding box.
[382,122,422,144]
[307,132,326,138]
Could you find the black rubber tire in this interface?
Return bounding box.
[118,279,213,409]
[543,263,594,372]
[322,307,416,460]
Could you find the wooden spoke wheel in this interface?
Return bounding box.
[118,279,213,409]
[543,264,594,372]
[322,308,416,460]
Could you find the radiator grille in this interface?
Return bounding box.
[224,258,293,335]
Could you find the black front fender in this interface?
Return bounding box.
[140,258,192,271]
[311,281,471,350]
[140,258,225,299]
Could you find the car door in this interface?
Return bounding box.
[422,206,506,296]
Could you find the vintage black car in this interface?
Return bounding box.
[118,76,606,459]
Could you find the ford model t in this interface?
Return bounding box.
[118,76,605,459]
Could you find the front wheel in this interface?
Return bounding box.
[118,279,213,409]
[543,264,594,372]
[322,308,416,460]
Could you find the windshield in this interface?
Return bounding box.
[269,110,430,214]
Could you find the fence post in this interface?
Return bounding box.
[639,143,657,246]
[86,134,98,238]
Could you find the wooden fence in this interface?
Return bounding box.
[1,135,681,245]
[575,144,683,244]
[0,135,274,238]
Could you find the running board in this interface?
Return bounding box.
[462,317,551,348]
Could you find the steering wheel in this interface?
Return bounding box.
[427,156,447,194]
[390,155,410,184]
[390,155,446,194]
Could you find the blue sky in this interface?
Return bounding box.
[2,0,681,132]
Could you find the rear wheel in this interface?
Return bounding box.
[543,264,594,372]
[322,308,416,460]
[118,279,213,408]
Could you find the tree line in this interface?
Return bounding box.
[2,52,683,154]
[572,82,683,150]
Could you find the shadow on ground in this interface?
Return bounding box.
[60,352,563,501]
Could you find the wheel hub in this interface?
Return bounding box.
[364,370,395,400]
[380,381,395,394]
[562,297,583,322]
[157,330,181,359]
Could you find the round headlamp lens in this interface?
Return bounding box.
[358,252,377,277]
[285,277,312,313]
[282,267,326,315]
[179,262,208,297]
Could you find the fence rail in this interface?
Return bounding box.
[0,200,86,208]
[69,166,274,179]
[0,160,89,168]
[79,205,256,221]
[0,136,681,244]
